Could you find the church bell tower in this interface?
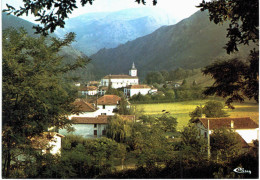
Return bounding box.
[129,62,137,77]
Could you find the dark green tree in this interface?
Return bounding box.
[189,101,229,122]
[210,128,241,161]
[180,124,207,161]
[2,28,89,178]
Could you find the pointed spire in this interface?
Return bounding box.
[132,62,135,69]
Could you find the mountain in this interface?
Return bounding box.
[54,7,177,55]
[2,12,96,82]
[90,10,253,79]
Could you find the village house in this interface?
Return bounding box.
[192,117,259,144]
[100,63,139,89]
[98,86,108,95]
[124,84,158,97]
[78,86,98,96]
[96,94,122,116]
[59,115,135,138]
[31,132,65,155]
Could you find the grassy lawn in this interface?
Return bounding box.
[135,100,259,131]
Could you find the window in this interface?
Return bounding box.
[101,113,106,115]
[204,132,207,138]
[94,130,97,136]
[94,124,97,128]
[103,105,105,109]
[102,130,106,136]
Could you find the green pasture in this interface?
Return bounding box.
[135,100,259,131]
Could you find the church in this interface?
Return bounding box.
[100,63,139,89]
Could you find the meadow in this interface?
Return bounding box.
[134,100,259,131]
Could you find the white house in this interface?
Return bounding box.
[31,132,65,155]
[96,95,121,116]
[59,115,136,138]
[79,86,98,96]
[100,63,139,89]
[193,117,259,144]
[124,84,158,97]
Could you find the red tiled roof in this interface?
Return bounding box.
[97,95,121,105]
[126,84,151,89]
[197,117,258,130]
[103,74,138,79]
[73,99,96,112]
[72,116,108,124]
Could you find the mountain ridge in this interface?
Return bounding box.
[90,10,252,79]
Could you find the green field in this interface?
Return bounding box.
[135,100,259,131]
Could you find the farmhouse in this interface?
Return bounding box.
[60,115,135,138]
[193,117,259,144]
[100,63,139,89]
[124,84,158,97]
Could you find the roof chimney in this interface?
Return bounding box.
[231,120,234,128]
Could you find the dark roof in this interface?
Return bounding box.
[72,116,108,124]
[126,84,151,89]
[195,117,258,130]
[103,74,138,79]
[97,95,121,105]
[79,86,97,91]
[73,99,96,112]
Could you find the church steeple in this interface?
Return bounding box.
[129,62,137,76]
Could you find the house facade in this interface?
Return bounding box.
[79,86,98,96]
[31,132,65,155]
[124,84,158,97]
[96,95,121,116]
[59,115,135,138]
[100,63,139,89]
[193,117,259,144]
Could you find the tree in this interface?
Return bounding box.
[4,0,157,35]
[118,96,133,115]
[198,0,259,108]
[106,115,132,143]
[202,54,259,109]
[2,28,89,178]
[180,124,207,161]
[189,101,229,122]
[210,128,241,161]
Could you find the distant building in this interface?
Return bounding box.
[100,63,139,89]
[88,81,100,87]
[124,84,158,97]
[193,117,259,144]
[98,86,108,95]
[79,86,98,96]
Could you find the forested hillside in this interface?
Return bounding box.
[2,12,96,82]
[91,10,252,79]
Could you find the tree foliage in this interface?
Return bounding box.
[210,128,241,161]
[2,28,89,178]
[189,101,229,122]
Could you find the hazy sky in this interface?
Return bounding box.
[2,0,202,23]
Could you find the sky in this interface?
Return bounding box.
[1,0,203,23]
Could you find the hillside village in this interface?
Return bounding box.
[2,0,259,179]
